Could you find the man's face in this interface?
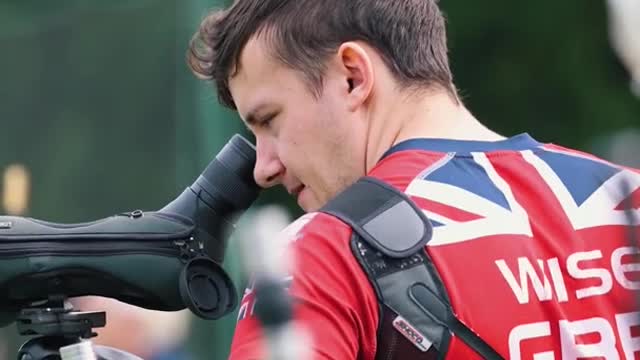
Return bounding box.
[229,37,367,212]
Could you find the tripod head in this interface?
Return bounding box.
[17,295,101,360]
[17,296,104,339]
[15,296,142,360]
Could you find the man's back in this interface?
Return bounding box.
[231,133,640,359]
[395,134,640,358]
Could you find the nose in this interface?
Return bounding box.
[253,137,284,189]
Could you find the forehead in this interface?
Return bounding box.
[232,37,278,85]
[229,37,299,112]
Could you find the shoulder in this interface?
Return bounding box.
[286,212,379,360]
[266,211,355,262]
[234,211,380,359]
[286,211,352,240]
[285,212,357,279]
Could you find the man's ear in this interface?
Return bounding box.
[337,42,374,111]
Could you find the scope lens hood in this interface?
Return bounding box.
[179,257,238,320]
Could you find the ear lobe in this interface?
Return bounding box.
[338,42,374,110]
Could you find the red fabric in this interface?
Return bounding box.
[229,213,379,360]
[230,145,640,359]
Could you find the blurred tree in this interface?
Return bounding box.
[0,0,180,358]
[440,0,640,150]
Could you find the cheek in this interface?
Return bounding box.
[277,100,345,167]
[272,129,302,169]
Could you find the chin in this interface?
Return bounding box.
[300,203,318,213]
[300,199,322,213]
[299,188,333,213]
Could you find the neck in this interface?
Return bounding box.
[364,89,505,172]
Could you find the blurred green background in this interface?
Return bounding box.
[0,0,638,359]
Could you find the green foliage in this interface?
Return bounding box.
[441,0,639,149]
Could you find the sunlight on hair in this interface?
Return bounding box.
[2,164,31,215]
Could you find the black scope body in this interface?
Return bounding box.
[162,134,260,260]
[0,134,260,325]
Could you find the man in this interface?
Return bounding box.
[188,0,640,358]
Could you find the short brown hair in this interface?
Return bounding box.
[188,0,456,109]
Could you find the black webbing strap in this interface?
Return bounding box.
[320,177,431,258]
[320,177,504,360]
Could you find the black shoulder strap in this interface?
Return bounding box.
[320,177,504,360]
[320,176,432,258]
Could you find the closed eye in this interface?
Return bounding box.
[258,113,277,129]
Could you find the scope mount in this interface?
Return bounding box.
[15,295,106,360]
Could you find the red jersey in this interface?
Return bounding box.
[229,134,640,359]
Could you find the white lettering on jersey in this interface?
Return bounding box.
[496,246,640,304]
[615,312,640,359]
[611,246,640,290]
[559,317,619,359]
[567,250,612,299]
[495,258,554,304]
[499,246,640,358]
[508,313,640,359]
[508,322,553,360]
